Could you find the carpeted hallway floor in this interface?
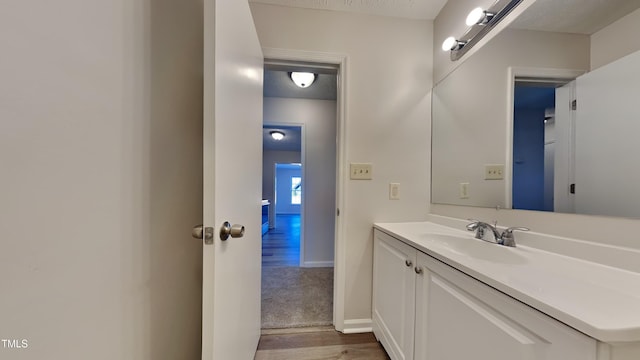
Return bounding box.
[261,266,334,329]
[261,214,333,329]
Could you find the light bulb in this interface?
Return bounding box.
[290,72,316,88]
[442,36,457,51]
[466,7,486,26]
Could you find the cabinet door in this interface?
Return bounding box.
[373,230,417,360]
[414,252,596,360]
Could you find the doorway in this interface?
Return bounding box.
[512,83,557,211]
[509,70,582,212]
[260,63,338,329]
[262,126,303,267]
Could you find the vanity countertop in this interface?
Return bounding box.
[374,221,640,343]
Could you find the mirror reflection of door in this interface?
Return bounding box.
[512,79,574,212]
[554,81,577,214]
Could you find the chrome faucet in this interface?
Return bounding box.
[466,220,529,247]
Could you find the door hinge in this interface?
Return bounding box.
[570,183,575,194]
[336,208,340,216]
[571,100,577,110]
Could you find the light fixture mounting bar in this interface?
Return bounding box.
[450,0,524,61]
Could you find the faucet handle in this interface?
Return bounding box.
[503,227,529,234]
[499,227,529,247]
[466,219,481,231]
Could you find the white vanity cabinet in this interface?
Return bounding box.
[373,229,597,360]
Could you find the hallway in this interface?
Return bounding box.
[262,214,300,267]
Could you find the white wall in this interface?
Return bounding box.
[275,166,302,214]
[591,7,640,70]
[251,4,433,321]
[263,97,336,267]
[0,0,202,359]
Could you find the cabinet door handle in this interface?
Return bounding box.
[414,267,423,275]
[405,260,413,267]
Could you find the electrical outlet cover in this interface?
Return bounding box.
[389,183,400,200]
[459,182,470,199]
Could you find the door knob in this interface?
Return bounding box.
[192,225,214,245]
[219,221,245,241]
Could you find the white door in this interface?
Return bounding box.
[200,0,264,359]
[553,81,576,213]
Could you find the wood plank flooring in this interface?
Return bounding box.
[254,327,390,360]
[262,214,300,267]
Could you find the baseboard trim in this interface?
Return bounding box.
[302,261,334,268]
[342,319,373,334]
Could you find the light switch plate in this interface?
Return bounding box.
[350,163,373,180]
[485,164,504,180]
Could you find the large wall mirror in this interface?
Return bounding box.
[432,0,640,218]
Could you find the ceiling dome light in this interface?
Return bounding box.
[290,72,316,88]
[466,7,495,26]
[270,130,285,141]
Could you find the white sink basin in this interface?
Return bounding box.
[417,233,527,265]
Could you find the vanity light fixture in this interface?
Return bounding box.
[444,0,524,61]
[270,130,285,141]
[466,7,496,26]
[289,72,316,88]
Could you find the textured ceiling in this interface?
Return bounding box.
[510,0,640,34]
[263,125,302,152]
[264,70,337,100]
[249,0,448,20]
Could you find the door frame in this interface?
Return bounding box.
[506,67,585,209]
[263,47,348,332]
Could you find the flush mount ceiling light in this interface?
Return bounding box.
[466,7,496,26]
[289,72,316,88]
[270,130,285,141]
